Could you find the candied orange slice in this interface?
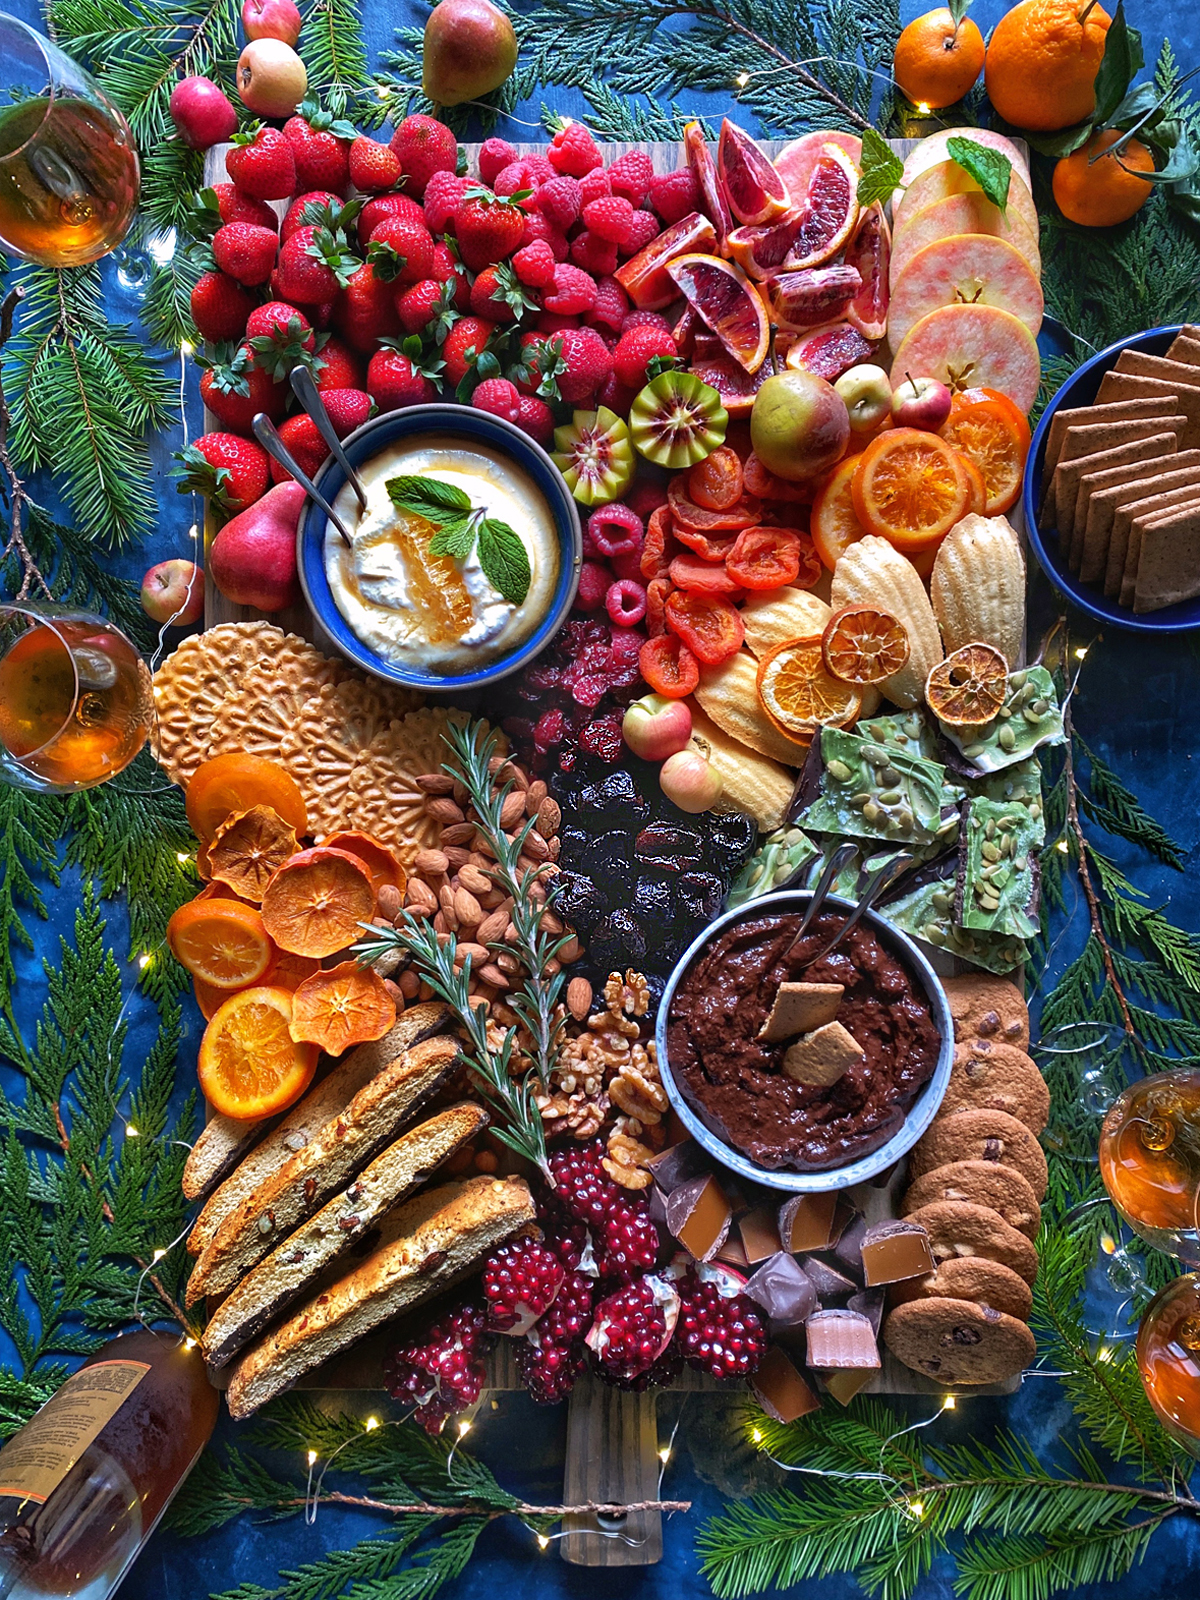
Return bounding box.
[756,635,862,739]
[186,753,308,843]
[925,642,1008,726]
[167,897,275,989]
[323,831,407,897]
[811,454,868,571]
[194,948,321,1022]
[953,449,987,514]
[288,961,397,1055]
[198,987,318,1119]
[260,846,377,957]
[851,428,970,550]
[209,805,300,902]
[940,400,1028,516]
[822,606,910,685]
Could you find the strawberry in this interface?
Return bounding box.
[269,413,329,484]
[536,311,580,334]
[471,376,522,423]
[515,393,554,445]
[226,124,296,200]
[512,239,557,289]
[245,302,318,378]
[441,316,497,387]
[547,121,602,177]
[394,278,445,336]
[470,261,537,324]
[513,332,569,400]
[543,263,598,315]
[349,135,402,192]
[649,167,700,224]
[620,207,660,256]
[555,326,612,403]
[453,187,528,271]
[190,271,254,343]
[198,342,288,431]
[608,151,654,207]
[535,175,581,230]
[429,240,470,307]
[206,182,277,230]
[597,372,638,416]
[365,215,434,285]
[312,336,365,391]
[274,225,360,305]
[582,196,635,244]
[570,230,618,276]
[586,274,629,333]
[284,97,355,191]
[357,192,425,247]
[520,210,569,262]
[173,431,270,513]
[281,191,343,241]
[211,221,278,286]
[423,170,470,233]
[612,323,677,390]
[389,114,458,198]
[478,137,518,186]
[367,337,443,408]
[332,261,401,351]
[319,387,374,436]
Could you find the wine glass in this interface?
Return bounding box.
[1099,1069,1200,1265]
[0,14,139,267]
[0,603,153,792]
[1136,1272,1200,1458]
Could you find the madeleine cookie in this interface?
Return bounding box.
[901,1159,1041,1239]
[909,1108,1048,1199]
[944,1041,1050,1133]
[942,974,1029,1048]
[884,1297,1036,1384]
[903,1200,1039,1285]
[889,1256,1033,1322]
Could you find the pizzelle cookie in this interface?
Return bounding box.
[208,635,346,761]
[889,1256,1033,1322]
[883,1296,1036,1385]
[902,1200,1039,1285]
[909,1108,1048,1199]
[944,1040,1050,1133]
[941,974,1029,1048]
[151,622,282,785]
[901,1159,1041,1238]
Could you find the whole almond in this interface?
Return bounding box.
[476,908,508,944]
[540,910,563,935]
[479,887,505,910]
[440,821,476,846]
[558,934,583,964]
[377,884,402,920]
[545,957,561,977]
[443,846,471,870]
[478,962,511,990]
[499,791,526,830]
[526,779,548,813]
[452,780,469,808]
[371,947,402,978]
[535,796,561,837]
[438,882,456,912]
[503,921,518,943]
[414,848,449,877]
[399,969,421,999]
[454,887,483,926]
[567,977,593,1020]
[416,773,455,795]
[457,941,490,965]
[405,879,438,912]
[521,830,551,862]
[459,863,491,895]
[548,836,561,862]
[425,797,465,825]
[496,950,521,975]
[382,979,405,1007]
[432,910,448,935]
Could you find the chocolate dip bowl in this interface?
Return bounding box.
[656,890,954,1193]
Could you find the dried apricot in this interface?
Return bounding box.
[198,987,318,1119]
[261,846,377,957]
[167,897,275,989]
[639,633,700,698]
[727,526,820,591]
[288,961,397,1055]
[688,445,744,510]
[669,475,761,530]
[664,590,745,665]
[209,805,299,902]
[186,753,308,843]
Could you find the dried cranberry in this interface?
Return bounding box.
[533,707,566,751]
[579,713,624,761]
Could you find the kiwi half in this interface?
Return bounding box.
[552,407,635,506]
[629,371,728,470]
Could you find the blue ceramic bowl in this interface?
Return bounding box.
[1023,323,1200,632]
[655,891,954,1193]
[297,405,583,691]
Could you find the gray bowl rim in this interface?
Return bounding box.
[654,889,954,1193]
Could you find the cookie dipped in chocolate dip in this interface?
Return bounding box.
[667,912,941,1171]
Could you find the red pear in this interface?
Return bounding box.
[422,0,518,107]
[208,480,305,612]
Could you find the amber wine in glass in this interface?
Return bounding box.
[1136,1274,1200,1458]
[1098,1069,1200,1266]
[0,14,139,267]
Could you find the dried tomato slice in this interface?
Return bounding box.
[670,551,744,594]
[664,589,745,665]
[645,575,673,637]
[639,633,700,697]
[668,476,761,530]
[641,504,679,582]
[725,527,803,591]
[688,446,744,510]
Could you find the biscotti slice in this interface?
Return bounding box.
[187,1001,453,1255]
[201,1101,488,1367]
[183,1113,270,1203]
[224,1176,535,1417]
[186,1032,461,1305]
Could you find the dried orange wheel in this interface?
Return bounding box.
[851,427,970,551]
[821,606,910,686]
[260,846,377,957]
[186,752,308,843]
[288,961,397,1055]
[197,987,318,1119]
[939,400,1029,516]
[323,831,407,897]
[209,805,300,902]
[925,641,1009,726]
[167,897,275,989]
[811,454,868,571]
[756,635,862,739]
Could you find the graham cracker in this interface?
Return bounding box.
[1110,354,1200,447]
[1133,504,1200,613]
[1052,431,1184,543]
[1105,485,1200,599]
[1096,372,1200,450]
[1167,332,1200,366]
[1066,450,1200,571]
[1077,459,1200,584]
[1038,398,1181,515]
[1121,492,1200,606]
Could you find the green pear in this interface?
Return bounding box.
[423,0,518,107]
[750,371,850,482]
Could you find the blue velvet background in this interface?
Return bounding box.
[4,0,1200,1593]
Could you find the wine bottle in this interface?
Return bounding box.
[0,1330,218,1598]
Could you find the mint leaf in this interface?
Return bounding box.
[428,513,477,561]
[478,518,531,605]
[1092,0,1144,128]
[856,127,904,209]
[946,136,1013,214]
[386,475,472,517]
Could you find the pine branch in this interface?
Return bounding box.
[1075,740,1186,868]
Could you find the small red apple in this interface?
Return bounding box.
[140,559,204,627]
[891,373,953,431]
[236,38,307,118]
[622,693,693,762]
[169,76,238,149]
[241,0,302,44]
[659,749,723,813]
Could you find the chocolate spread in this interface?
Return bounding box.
[666,912,941,1171]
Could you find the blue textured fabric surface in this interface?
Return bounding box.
[3,0,1200,1593]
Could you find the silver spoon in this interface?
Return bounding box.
[289,365,368,514]
[783,840,858,953]
[251,413,354,548]
[800,850,916,968]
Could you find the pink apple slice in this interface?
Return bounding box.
[784,320,875,380]
[891,127,1030,212]
[896,156,1039,244]
[890,192,1040,287]
[890,304,1041,415]
[843,203,890,341]
[774,130,862,207]
[888,235,1043,349]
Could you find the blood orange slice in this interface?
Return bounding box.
[888,235,1043,351]
[726,211,804,281]
[765,263,861,331]
[843,205,891,341]
[615,211,718,310]
[889,304,1041,416]
[666,253,769,374]
[785,320,874,380]
[925,642,1008,726]
[718,118,790,225]
[756,636,862,738]
[684,121,732,248]
[783,144,860,270]
[690,334,773,415]
[891,193,1040,286]
[774,131,863,207]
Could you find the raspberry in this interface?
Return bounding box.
[494,159,543,207]
[543,263,598,316]
[582,195,635,244]
[586,275,629,333]
[424,169,471,232]
[627,480,670,520]
[608,150,654,206]
[650,166,701,224]
[512,238,557,288]
[587,502,643,558]
[622,309,673,336]
[556,325,612,403]
[620,207,661,256]
[482,1237,566,1334]
[536,310,580,334]
[520,209,569,261]
[570,230,619,277]
[613,323,679,390]
[578,167,612,206]
[606,578,647,626]
[516,394,554,445]
[472,376,522,422]
[575,559,613,611]
[610,544,646,583]
[478,137,518,186]
[536,174,582,230]
[548,121,603,177]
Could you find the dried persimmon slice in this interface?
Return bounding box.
[209,805,300,902]
[288,961,397,1055]
[185,753,308,843]
[821,605,910,686]
[322,831,407,897]
[260,846,377,957]
[925,641,1008,726]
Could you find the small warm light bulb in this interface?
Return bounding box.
[176,851,191,864]
[916,101,931,115]
[658,1446,671,1464]
[1075,646,1089,659]
[180,340,194,357]
[1056,838,1069,852]
[1101,1232,1117,1256]
[365,1416,380,1431]
[153,1248,167,1262]
[307,1450,318,1467]
[138,953,152,969]
[376,85,390,98]
[537,1533,550,1550]
[125,1125,139,1137]
[909,1499,925,1519]
[458,1419,472,1437]
[943,1395,956,1411]
[1097,1345,1114,1363]
[183,1336,197,1350]
[751,1427,763,1443]
[735,71,750,86]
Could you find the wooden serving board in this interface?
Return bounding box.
[197,137,1028,1567]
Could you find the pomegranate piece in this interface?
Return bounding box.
[843,203,891,341]
[383,1302,493,1434]
[676,1265,768,1379]
[586,1274,681,1383]
[785,320,875,381]
[482,1237,566,1334]
[516,1268,595,1403]
[615,212,717,310]
[765,263,863,331]
[684,120,732,250]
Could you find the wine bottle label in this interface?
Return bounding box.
[0,1359,151,1504]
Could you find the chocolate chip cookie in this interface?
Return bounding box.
[942,974,1029,1049]
[901,1159,1041,1238]
[902,1200,1039,1285]
[889,1256,1033,1321]
[945,1039,1050,1133]
[883,1296,1036,1384]
[909,1108,1048,1199]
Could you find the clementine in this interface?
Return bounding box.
[1052,129,1156,226]
[985,0,1111,132]
[894,8,986,110]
